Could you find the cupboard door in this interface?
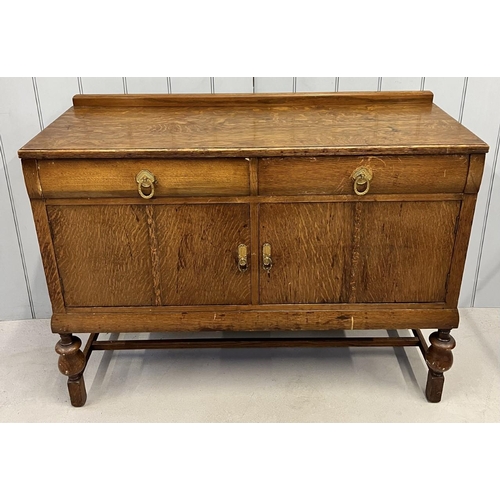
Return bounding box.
[259,203,354,304]
[47,205,154,307]
[354,201,460,302]
[155,204,251,305]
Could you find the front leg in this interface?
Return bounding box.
[55,334,87,407]
[425,329,456,403]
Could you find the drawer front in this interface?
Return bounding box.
[38,158,250,198]
[259,155,469,195]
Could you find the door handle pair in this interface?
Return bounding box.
[237,243,273,273]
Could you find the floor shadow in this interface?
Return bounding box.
[146,329,356,360]
[88,332,120,398]
[84,329,431,400]
[387,329,425,395]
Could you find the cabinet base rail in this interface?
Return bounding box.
[91,335,423,350]
[58,328,455,407]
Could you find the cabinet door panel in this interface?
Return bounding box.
[155,204,251,305]
[355,201,460,302]
[47,205,154,307]
[259,203,354,304]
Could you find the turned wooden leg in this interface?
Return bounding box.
[55,334,87,407]
[425,329,456,403]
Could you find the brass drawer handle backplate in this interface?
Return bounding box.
[136,169,157,199]
[351,166,373,196]
[238,244,248,272]
[262,243,272,273]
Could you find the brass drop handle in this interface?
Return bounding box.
[262,243,272,273]
[237,244,248,272]
[351,167,373,196]
[136,169,156,199]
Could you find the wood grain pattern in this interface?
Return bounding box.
[465,154,486,194]
[349,203,362,303]
[446,196,478,306]
[91,337,421,350]
[354,201,460,302]
[259,155,469,195]
[146,205,162,306]
[249,158,258,195]
[425,329,456,402]
[43,193,465,206]
[71,92,435,107]
[47,205,155,307]
[51,308,459,333]
[30,200,65,312]
[250,203,260,305]
[67,302,448,313]
[259,203,354,304]
[55,333,87,407]
[21,159,42,199]
[18,93,488,159]
[38,158,250,198]
[155,204,251,305]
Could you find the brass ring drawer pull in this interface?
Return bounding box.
[136,170,156,199]
[352,167,373,196]
[262,243,272,273]
[238,244,248,272]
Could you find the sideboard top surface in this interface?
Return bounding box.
[18,91,489,159]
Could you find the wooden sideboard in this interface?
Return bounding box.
[19,91,488,407]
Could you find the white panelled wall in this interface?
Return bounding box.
[1,77,499,320]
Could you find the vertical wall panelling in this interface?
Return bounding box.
[337,78,379,91]
[80,77,125,94]
[254,78,294,93]
[296,78,338,92]
[0,78,51,319]
[125,78,168,93]
[474,131,500,306]
[458,78,500,307]
[32,79,44,130]
[458,79,468,124]
[0,134,32,320]
[36,78,79,126]
[423,78,466,121]
[213,78,253,93]
[170,78,211,93]
[380,77,422,91]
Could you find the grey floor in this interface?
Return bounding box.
[0,308,498,422]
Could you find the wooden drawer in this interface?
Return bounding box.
[37,158,250,198]
[258,155,469,195]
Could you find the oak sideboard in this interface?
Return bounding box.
[19,91,489,406]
